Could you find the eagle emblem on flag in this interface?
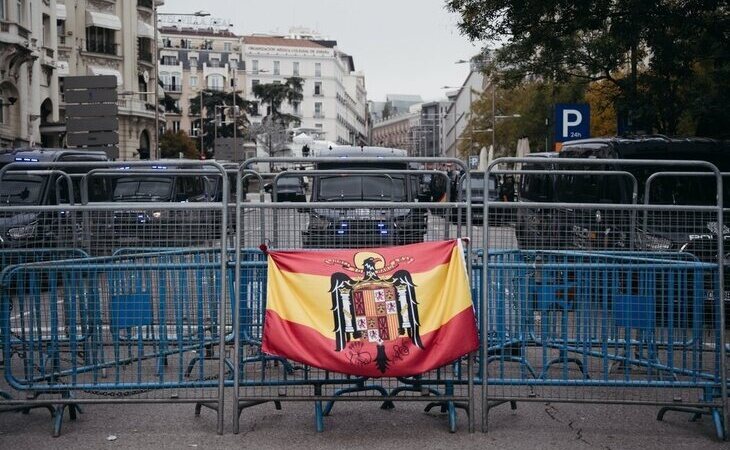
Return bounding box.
[328,252,423,373]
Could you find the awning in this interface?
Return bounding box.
[56,4,67,21]
[137,20,155,39]
[85,11,122,31]
[88,66,123,85]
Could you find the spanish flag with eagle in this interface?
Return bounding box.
[261,239,479,377]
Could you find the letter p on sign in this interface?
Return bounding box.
[562,110,582,137]
[555,103,590,143]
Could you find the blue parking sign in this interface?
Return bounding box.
[555,103,590,143]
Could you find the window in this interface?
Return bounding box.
[86,26,116,55]
[209,58,220,68]
[314,102,323,118]
[138,37,153,62]
[314,81,322,96]
[251,79,260,90]
[42,14,50,47]
[315,123,323,129]
[172,121,180,133]
[274,61,280,75]
[292,101,300,115]
[189,57,198,68]
[0,99,4,124]
[315,63,321,77]
[224,42,232,52]
[293,61,299,76]
[0,0,5,20]
[207,74,224,91]
[17,0,25,26]
[252,60,259,74]
[160,55,177,65]
[57,19,66,45]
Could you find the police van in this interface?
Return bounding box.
[0,148,108,249]
[302,146,427,248]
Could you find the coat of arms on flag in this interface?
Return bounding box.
[261,240,479,377]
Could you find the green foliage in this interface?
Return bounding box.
[159,131,199,159]
[446,0,729,137]
[252,77,304,127]
[188,90,254,153]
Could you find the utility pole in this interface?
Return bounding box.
[153,4,160,160]
[200,89,204,158]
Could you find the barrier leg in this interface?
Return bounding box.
[323,384,390,416]
[314,385,324,432]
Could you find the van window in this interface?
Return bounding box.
[0,175,45,205]
[318,175,406,201]
[113,178,173,201]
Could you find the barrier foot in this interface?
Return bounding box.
[448,401,457,433]
[314,401,324,432]
[657,405,726,440]
[323,384,390,416]
[711,409,726,441]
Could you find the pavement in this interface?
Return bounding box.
[1,396,726,449]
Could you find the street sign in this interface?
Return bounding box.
[67,117,118,133]
[555,103,590,143]
[67,131,119,146]
[65,89,118,104]
[214,137,244,162]
[64,76,119,158]
[64,75,117,90]
[65,103,118,118]
[469,155,479,169]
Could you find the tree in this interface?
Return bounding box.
[446,0,729,137]
[460,80,586,157]
[252,77,304,127]
[159,131,199,159]
[189,90,254,156]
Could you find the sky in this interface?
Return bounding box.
[158,0,481,102]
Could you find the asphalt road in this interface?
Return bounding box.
[0,395,726,449]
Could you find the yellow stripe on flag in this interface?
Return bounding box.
[266,244,472,340]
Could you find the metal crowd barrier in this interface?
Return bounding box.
[483,158,727,440]
[1,157,727,441]
[231,156,475,433]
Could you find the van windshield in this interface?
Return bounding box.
[317,175,406,201]
[113,178,172,201]
[0,175,45,205]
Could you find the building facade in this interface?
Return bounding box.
[0,0,61,148]
[243,31,368,149]
[441,70,484,159]
[370,111,419,153]
[158,21,245,149]
[412,101,450,157]
[57,0,162,159]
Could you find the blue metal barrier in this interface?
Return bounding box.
[479,249,726,440]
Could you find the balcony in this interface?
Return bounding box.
[86,41,119,56]
[163,84,183,93]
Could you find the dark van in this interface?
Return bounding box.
[302,146,427,248]
[0,148,108,249]
[98,162,225,249]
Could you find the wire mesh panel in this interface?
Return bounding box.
[233,157,477,433]
[0,161,231,436]
[482,158,727,440]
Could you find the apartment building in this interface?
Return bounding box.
[158,18,244,143]
[243,29,368,149]
[0,0,61,148]
[57,0,163,159]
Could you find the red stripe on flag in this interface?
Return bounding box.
[261,307,478,378]
[269,240,459,277]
